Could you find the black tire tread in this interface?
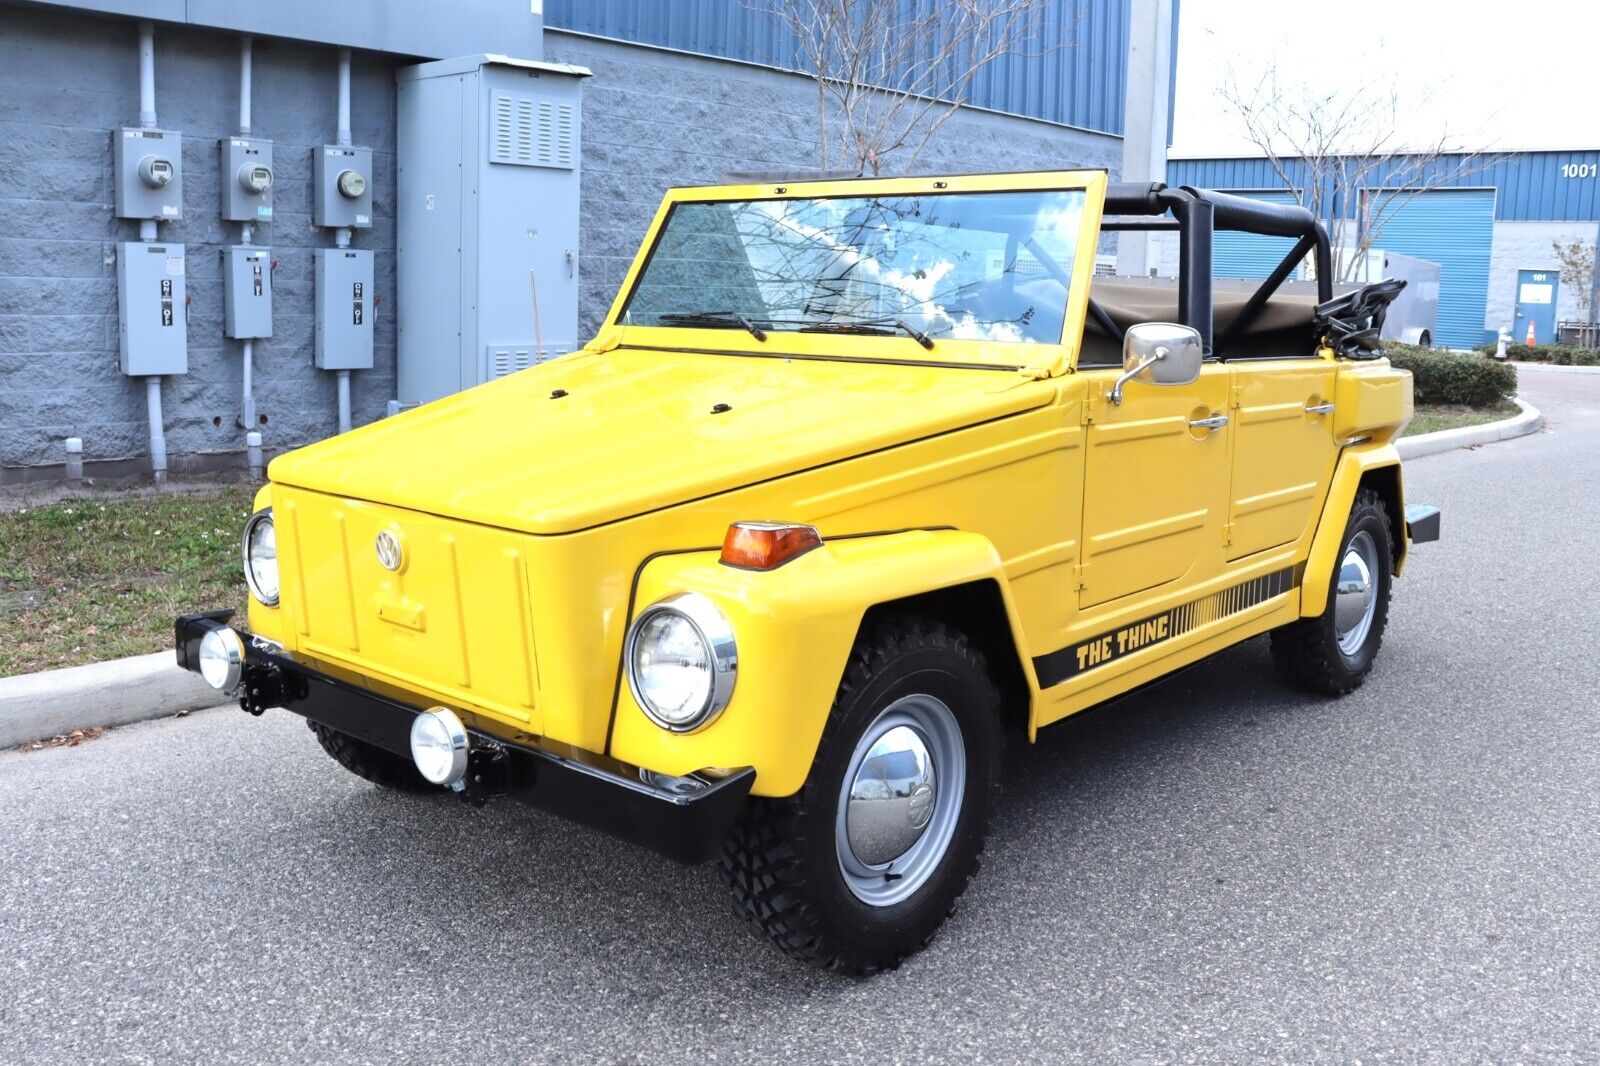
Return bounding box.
[308,721,438,792]
[1271,487,1393,695]
[718,615,999,976]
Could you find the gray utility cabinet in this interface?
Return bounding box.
[117,241,187,375]
[396,54,590,406]
[224,245,272,339]
[314,249,375,370]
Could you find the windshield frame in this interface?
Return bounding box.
[601,170,1109,372]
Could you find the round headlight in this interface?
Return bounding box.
[625,593,737,732]
[242,509,279,606]
[409,707,470,787]
[197,626,244,692]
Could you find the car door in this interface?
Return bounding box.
[1224,358,1340,560]
[1076,362,1234,609]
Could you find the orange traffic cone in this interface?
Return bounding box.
[1525,321,1537,346]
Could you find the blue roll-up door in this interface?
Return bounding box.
[1361,189,1495,348]
[1212,191,1302,280]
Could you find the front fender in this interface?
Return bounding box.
[1299,443,1405,617]
[608,529,1017,797]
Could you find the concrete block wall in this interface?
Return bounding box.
[1486,221,1600,335]
[0,3,396,475]
[0,10,1127,478]
[544,31,1124,340]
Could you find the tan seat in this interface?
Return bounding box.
[1081,278,1321,365]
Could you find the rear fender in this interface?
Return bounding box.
[609,530,1027,797]
[1300,445,1406,617]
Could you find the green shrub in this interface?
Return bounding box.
[1382,342,1518,406]
[1473,341,1600,364]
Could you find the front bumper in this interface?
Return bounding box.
[175,612,754,864]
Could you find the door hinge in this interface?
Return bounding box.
[1080,388,1096,425]
[1073,562,1088,592]
[1229,384,1244,410]
[1222,521,1235,547]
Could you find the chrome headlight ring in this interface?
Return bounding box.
[624,592,738,733]
[241,508,280,606]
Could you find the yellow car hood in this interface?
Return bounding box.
[267,347,1049,535]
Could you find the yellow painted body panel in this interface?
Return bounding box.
[240,170,1419,800]
[1333,360,1414,443]
[613,532,1024,796]
[1225,358,1340,560]
[1299,442,1406,617]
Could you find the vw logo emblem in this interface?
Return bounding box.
[375,529,404,572]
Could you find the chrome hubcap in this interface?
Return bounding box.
[836,695,965,908]
[1334,531,1379,656]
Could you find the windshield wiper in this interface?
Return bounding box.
[797,319,935,350]
[656,311,767,341]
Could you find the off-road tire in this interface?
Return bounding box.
[1271,488,1394,695]
[309,721,439,792]
[719,615,1002,976]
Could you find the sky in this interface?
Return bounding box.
[1169,0,1600,158]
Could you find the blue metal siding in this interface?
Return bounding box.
[1360,189,1495,348]
[1210,190,1302,280]
[544,0,1133,135]
[1171,152,1600,222]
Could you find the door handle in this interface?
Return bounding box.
[1189,414,1229,430]
[1306,402,1336,415]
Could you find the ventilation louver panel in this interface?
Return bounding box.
[490,92,576,169]
[487,346,536,379]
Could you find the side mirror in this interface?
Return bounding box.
[1111,322,1203,405]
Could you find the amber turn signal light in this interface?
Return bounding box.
[720,522,822,570]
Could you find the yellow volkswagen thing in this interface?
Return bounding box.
[177,172,1439,973]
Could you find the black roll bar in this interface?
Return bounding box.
[1102,183,1333,355]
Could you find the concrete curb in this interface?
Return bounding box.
[1396,397,1543,461]
[0,651,228,749]
[1505,361,1600,375]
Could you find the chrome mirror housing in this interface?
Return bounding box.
[1110,322,1204,404]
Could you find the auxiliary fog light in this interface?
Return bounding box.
[197,626,245,692]
[409,707,470,788]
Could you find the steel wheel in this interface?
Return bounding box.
[834,693,966,908]
[1334,530,1379,657]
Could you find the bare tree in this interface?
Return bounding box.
[1551,237,1598,328]
[1217,66,1496,283]
[756,0,1055,176]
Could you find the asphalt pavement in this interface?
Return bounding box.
[3,368,1598,1062]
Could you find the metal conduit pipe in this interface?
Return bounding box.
[236,36,258,468]
[146,377,167,482]
[336,372,352,434]
[334,47,353,432]
[138,22,156,129]
[137,20,167,483]
[336,49,352,147]
[238,36,252,136]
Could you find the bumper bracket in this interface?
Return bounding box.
[174,614,754,864]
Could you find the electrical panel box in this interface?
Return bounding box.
[224,246,273,339]
[222,138,275,223]
[117,241,187,375]
[314,144,373,229]
[315,248,374,369]
[395,54,590,405]
[114,128,183,221]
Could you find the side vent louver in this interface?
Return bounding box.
[490,92,576,169]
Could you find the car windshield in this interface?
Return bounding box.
[620,188,1088,345]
